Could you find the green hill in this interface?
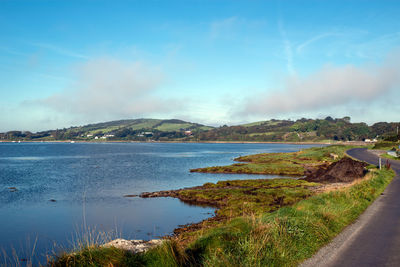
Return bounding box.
[1,117,399,143]
[197,117,400,142]
[0,119,213,141]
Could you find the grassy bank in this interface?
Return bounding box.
[175,179,319,218]
[381,153,400,161]
[372,141,400,150]
[50,168,394,266]
[181,168,394,267]
[190,145,358,176]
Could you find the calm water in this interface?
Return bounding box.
[0,142,321,264]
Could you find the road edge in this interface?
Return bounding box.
[300,149,396,266]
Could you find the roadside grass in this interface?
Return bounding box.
[50,168,395,266]
[191,145,359,176]
[372,141,400,150]
[381,153,400,161]
[191,168,394,266]
[173,168,394,267]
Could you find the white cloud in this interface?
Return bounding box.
[34,58,178,122]
[241,50,400,116]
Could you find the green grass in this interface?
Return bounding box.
[372,141,400,150]
[198,126,214,131]
[66,119,212,137]
[52,168,394,266]
[170,168,394,267]
[191,145,357,176]
[129,120,163,130]
[248,132,278,137]
[85,126,122,135]
[49,145,392,266]
[155,123,195,131]
[381,153,400,160]
[49,246,142,266]
[176,179,319,218]
[49,240,189,267]
[240,120,281,127]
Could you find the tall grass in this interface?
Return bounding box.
[49,168,394,266]
[47,226,124,266]
[182,168,394,266]
[1,236,38,267]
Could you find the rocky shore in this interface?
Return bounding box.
[102,238,164,254]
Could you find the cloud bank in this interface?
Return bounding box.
[36,58,175,121]
[243,51,400,116]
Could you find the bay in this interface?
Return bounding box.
[0,142,322,264]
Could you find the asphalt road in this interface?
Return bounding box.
[301,148,400,267]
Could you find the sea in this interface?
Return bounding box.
[0,142,322,265]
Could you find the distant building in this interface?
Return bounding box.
[141,132,153,137]
[184,130,192,136]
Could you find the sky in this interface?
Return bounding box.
[1,0,400,132]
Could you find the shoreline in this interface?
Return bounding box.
[0,140,369,145]
[47,145,396,266]
[134,150,369,241]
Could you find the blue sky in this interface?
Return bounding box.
[1,0,400,131]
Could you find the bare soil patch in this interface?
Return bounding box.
[304,157,368,183]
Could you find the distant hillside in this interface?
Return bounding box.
[197,117,400,142]
[73,118,212,133]
[1,117,399,143]
[0,119,213,141]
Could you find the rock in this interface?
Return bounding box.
[101,238,163,254]
[49,199,57,202]
[139,190,177,198]
[8,187,18,192]
[123,194,138,197]
[329,153,339,160]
